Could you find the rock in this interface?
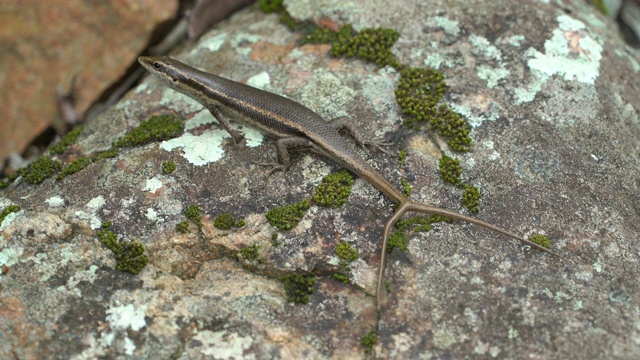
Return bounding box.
[0,1,639,358]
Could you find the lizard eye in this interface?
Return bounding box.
[171,77,177,82]
[153,62,160,69]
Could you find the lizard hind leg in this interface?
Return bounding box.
[375,200,563,309]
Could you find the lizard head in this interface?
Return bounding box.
[138,56,208,98]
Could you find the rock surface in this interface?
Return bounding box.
[1,1,639,359]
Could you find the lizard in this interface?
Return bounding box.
[138,56,560,308]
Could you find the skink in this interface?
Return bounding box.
[138,56,558,308]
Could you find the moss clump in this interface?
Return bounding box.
[396,214,454,233]
[0,173,19,189]
[175,220,189,233]
[301,26,337,45]
[93,147,119,160]
[50,125,84,155]
[281,273,316,304]
[98,222,149,275]
[462,184,481,213]
[184,205,203,230]
[56,156,92,180]
[529,234,551,249]
[400,178,411,198]
[330,25,401,69]
[335,241,359,262]
[266,199,310,231]
[332,273,349,284]
[387,230,409,253]
[395,68,472,152]
[0,205,20,224]
[361,328,377,352]
[114,115,183,148]
[439,154,463,187]
[18,157,62,184]
[162,161,176,174]
[240,244,260,261]
[398,150,407,167]
[313,170,355,207]
[258,0,284,13]
[213,212,244,230]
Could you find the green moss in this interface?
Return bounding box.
[18,157,62,184]
[162,161,176,174]
[184,205,203,229]
[98,221,149,274]
[281,273,316,304]
[176,220,189,233]
[387,230,408,253]
[330,25,401,69]
[0,173,19,189]
[395,67,472,152]
[335,241,359,262]
[529,234,551,249]
[462,184,481,213]
[439,154,463,187]
[396,214,453,233]
[258,0,283,13]
[398,150,407,167]
[266,199,310,231]
[361,328,377,352]
[313,170,355,207]
[592,0,608,15]
[331,273,349,284]
[114,115,183,148]
[56,156,92,180]
[213,212,244,230]
[0,205,20,224]
[384,280,392,293]
[301,26,337,45]
[93,147,119,160]
[240,244,260,261]
[50,125,84,155]
[400,178,411,198]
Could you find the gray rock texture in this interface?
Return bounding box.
[1,0,639,359]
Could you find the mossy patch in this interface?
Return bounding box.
[175,220,189,233]
[313,170,354,207]
[258,0,284,13]
[0,205,20,224]
[0,173,19,189]
[361,328,377,352]
[239,244,260,261]
[386,230,409,253]
[529,234,551,249]
[114,115,183,148]
[281,273,316,304]
[184,204,203,230]
[439,154,463,187]
[213,212,245,230]
[162,160,176,174]
[98,221,149,275]
[331,273,350,284]
[50,125,84,155]
[330,25,401,69]
[56,156,92,180]
[462,184,482,214]
[266,199,310,231]
[396,68,472,152]
[335,241,359,262]
[396,214,454,233]
[18,157,63,184]
[398,150,407,168]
